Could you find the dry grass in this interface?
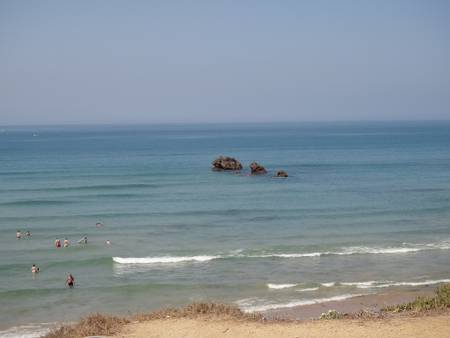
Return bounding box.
[43,303,261,338]
[133,302,262,321]
[44,313,129,338]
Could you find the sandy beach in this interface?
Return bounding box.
[111,290,449,338]
[115,314,450,338]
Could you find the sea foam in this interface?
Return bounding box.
[0,322,56,338]
[267,278,450,291]
[112,255,220,264]
[253,252,323,258]
[244,240,450,259]
[267,283,297,289]
[112,239,450,266]
[296,287,319,292]
[238,294,363,312]
[342,278,450,289]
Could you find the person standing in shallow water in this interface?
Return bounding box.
[63,238,70,247]
[16,230,21,239]
[77,236,87,244]
[66,274,74,288]
[55,238,61,248]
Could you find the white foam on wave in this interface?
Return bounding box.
[267,278,450,292]
[337,247,422,255]
[254,252,323,258]
[267,283,297,289]
[341,281,383,288]
[342,278,450,289]
[112,255,220,264]
[245,242,447,260]
[239,294,364,312]
[112,239,450,266]
[0,323,56,338]
[296,287,319,292]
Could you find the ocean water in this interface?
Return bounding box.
[1,122,450,334]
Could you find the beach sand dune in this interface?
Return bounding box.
[115,314,450,338]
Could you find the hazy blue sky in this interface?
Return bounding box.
[1,0,449,124]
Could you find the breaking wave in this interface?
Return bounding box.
[112,255,221,264]
[267,278,450,292]
[296,287,319,292]
[0,322,57,338]
[238,294,364,312]
[112,239,450,266]
[267,283,297,289]
[341,278,450,289]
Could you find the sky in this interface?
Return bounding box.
[1,0,450,125]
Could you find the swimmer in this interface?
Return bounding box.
[16,230,22,239]
[26,230,31,237]
[105,239,111,246]
[66,274,74,288]
[31,264,38,273]
[55,238,61,248]
[63,238,70,248]
[96,222,104,228]
[77,236,88,244]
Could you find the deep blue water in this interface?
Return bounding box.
[1,122,450,335]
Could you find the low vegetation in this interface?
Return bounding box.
[383,283,450,313]
[134,302,262,321]
[44,302,261,338]
[319,309,344,320]
[44,313,129,338]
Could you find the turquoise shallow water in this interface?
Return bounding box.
[1,122,450,334]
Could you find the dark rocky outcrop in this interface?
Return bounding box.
[249,162,267,175]
[212,156,243,171]
[275,170,288,178]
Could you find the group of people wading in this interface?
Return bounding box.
[21,223,108,289]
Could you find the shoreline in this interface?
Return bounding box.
[264,287,436,320]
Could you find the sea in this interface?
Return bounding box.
[1,122,450,337]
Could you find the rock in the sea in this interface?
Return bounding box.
[249,162,267,175]
[212,156,243,171]
[275,170,288,178]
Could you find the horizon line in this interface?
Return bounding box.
[2,119,450,128]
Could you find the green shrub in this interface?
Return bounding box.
[320,309,344,320]
[383,283,450,313]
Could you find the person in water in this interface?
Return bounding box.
[63,238,70,247]
[31,264,39,273]
[26,230,31,237]
[66,274,74,288]
[16,230,22,239]
[55,238,61,248]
